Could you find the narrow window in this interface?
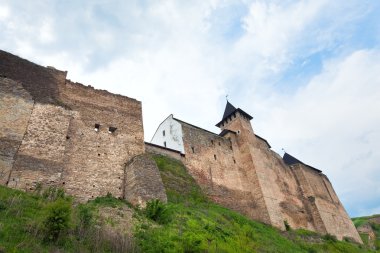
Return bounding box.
[163,130,165,136]
[218,142,221,146]
[109,127,117,133]
[94,123,100,132]
[191,147,195,153]
[211,140,214,145]
[214,154,217,160]
[230,146,233,150]
[233,158,236,164]
[164,141,167,147]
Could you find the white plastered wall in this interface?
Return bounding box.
[151,114,185,154]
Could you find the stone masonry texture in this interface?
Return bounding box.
[0,49,166,204]
[150,110,362,243]
[0,49,361,243]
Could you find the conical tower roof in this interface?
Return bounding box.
[222,101,236,119]
[216,101,253,127]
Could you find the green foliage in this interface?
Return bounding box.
[284,220,291,231]
[43,199,72,242]
[77,204,93,228]
[41,186,67,201]
[144,199,171,224]
[322,233,338,242]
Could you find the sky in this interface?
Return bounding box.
[0,0,379,217]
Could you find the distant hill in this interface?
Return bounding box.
[0,154,376,252]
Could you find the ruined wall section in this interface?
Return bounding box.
[9,104,71,190]
[296,164,362,242]
[124,154,167,207]
[0,77,34,185]
[59,80,145,201]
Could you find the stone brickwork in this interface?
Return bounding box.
[145,142,183,160]
[124,154,167,207]
[0,50,165,204]
[151,107,362,243]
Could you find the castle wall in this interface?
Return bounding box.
[124,154,167,207]
[58,80,145,201]
[145,142,183,160]
[179,122,268,221]
[0,50,147,202]
[0,77,34,185]
[8,103,71,190]
[296,164,362,241]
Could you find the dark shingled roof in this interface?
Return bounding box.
[216,101,253,127]
[223,101,236,119]
[283,153,322,173]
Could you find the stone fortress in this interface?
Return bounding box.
[0,50,361,243]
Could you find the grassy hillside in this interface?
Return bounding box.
[0,154,377,252]
[352,214,380,250]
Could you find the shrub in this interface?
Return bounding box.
[322,233,337,242]
[284,220,291,231]
[144,199,170,224]
[43,199,72,242]
[78,204,93,228]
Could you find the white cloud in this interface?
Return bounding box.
[0,5,10,20]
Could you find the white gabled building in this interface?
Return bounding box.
[150,114,185,154]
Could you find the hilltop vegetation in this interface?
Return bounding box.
[0,154,377,252]
[352,214,380,250]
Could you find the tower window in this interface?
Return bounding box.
[109,127,117,133]
[191,147,195,153]
[214,154,217,160]
[94,123,100,132]
[233,158,236,163]
[230,146,233,150]
[163,130,165,136]
[164,141,167,147]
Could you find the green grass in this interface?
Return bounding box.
[134,154,371,253]
[0,155,377,252]
[352,214,380,251]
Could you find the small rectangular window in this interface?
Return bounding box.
[164,141,167,147]
[109,127,117,133]
[163,130,165,136]
[214,154,217,160]
[191,147,195,153]
[211,140,214,145]
[94,123,100,132]
[233,158,236,164]
[218,142,221,146]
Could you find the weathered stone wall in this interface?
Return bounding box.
[124,154,167,207]
[8,103,71,190]
[180,111,361,243]
[180,122,267,221]
[58,80,144,201]
[295,164,362,241]
[145,142,183,160]
[0,50,148,203]
[0,77,34,185]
